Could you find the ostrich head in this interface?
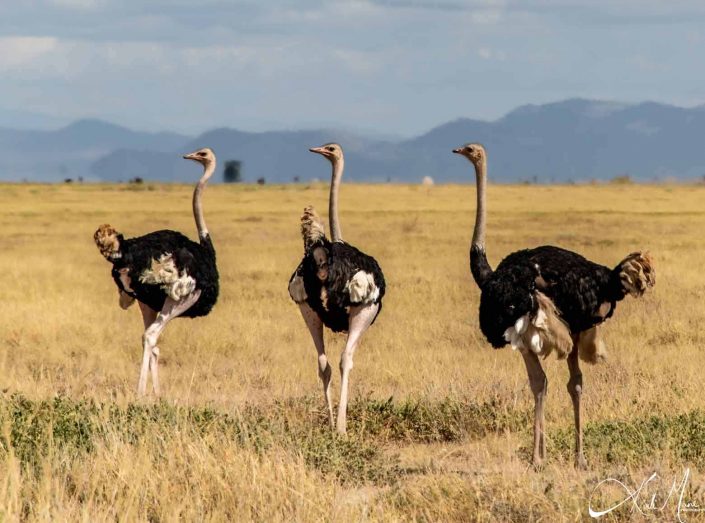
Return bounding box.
[452,143,486,166]
[309,143,343,165]
[183,147,215,168]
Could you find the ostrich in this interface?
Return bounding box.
[453,143,655,468]
[94,148,219,396]
[288,143,385,434]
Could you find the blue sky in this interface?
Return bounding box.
[1,1,704,135]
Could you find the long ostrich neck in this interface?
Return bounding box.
[470,157,493,286]
[329,157,344,242]
[193,160,215,241]
[472,158,487,249]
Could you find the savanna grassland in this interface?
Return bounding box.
[0,181,704,521]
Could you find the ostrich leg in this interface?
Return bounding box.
[138,302,160,395]
[298,302,334,428]
[138,290,201,396]
[337,303,379,435]
[119,290,135,309]
[567,342,587,469]
[521,350,548,468]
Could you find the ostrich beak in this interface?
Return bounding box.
[452,148,462,154]
[309,146,325,155]
[183,152,197,160]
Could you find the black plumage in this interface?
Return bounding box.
[478,246,629,348]
[109,230,218,318]
[290,238,385,332]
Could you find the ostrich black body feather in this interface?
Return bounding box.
[478,245,629,348]
[110,230,218,317]
[290,239,385,332]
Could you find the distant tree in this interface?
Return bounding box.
[64,178,73,184]
[256,177,266,185]
[223,160,242,183]
[129,177,144,184]
[293,176,300,183]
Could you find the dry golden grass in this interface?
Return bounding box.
[0,181,704,521]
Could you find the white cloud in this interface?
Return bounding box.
[477,47,506,60]
[332,48,387,74]
[0,37,58,71]
[632,54,669,73]
[181,44,259,68]
[48,0,104,8]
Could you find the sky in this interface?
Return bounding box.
[1,0,704,136]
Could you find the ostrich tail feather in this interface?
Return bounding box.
[94,224,122,260]
[301,206,326,250]
[577,326,607,364]
[615,251,655,298]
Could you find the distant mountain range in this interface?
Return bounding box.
[2,99,705,183]
[0,119,188,181]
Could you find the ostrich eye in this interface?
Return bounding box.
[326,147,334,152]
[198,152,207,157]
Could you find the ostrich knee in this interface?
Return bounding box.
[143,325,160,349]
[340,351,354,375]
[567,370,583,398]
[138,324,161,395]
[528,370,548,400]
[317,352,333,427]
[318,353,331,381]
